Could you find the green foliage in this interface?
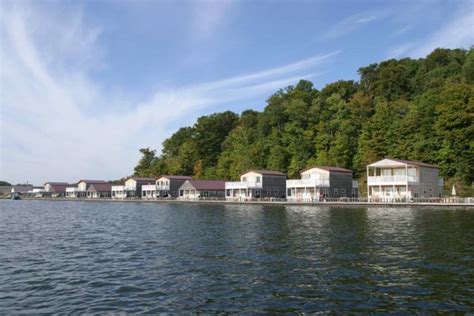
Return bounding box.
[133,148,156,177]
[133,48,474,196]
[0,181,11,186]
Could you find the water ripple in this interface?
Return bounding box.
[0,200,473,313]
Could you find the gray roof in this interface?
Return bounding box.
[77,180,107,184]
[186,180,226,191]
[87,183,112,192]
[12,185,33,193]
[244,169,286,176]
[302,166,353,173]
[389,158,439,169]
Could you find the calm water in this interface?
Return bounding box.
[1,200,473,313]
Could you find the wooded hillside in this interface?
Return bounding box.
[134,48,474,196]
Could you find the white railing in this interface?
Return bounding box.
[286,178,330,188]
[112,185,124,191]
[156,184,170,190]
[66,187,78,192]
[142,185,156,191]
[367,175,419,184]
[225,181,262,189]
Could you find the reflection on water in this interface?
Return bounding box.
[0,200,473,313]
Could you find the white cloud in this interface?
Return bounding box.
[323,10,389,39]
[189,0,235,40]
[387,1,474,59]
[0,2,338,185]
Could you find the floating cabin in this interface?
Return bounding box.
[87,183,112,198]
[286,166,358,202]
[178,180,226,200]
[142,175,193,199]
[112,177,155,199]
[367,158,444,200]
[44,182,70,198]
[10,185,33,199]
[225,170,287,200]
[66,180,107,198]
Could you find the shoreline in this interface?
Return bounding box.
[9,197,474,208]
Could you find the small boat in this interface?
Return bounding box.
[11,193,21,200]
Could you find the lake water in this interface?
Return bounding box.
[0,200,473,313]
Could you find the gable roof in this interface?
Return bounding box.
[44,182,69,185]
[389,158,439,169]
[185,180,226,191]
[302,166,353,174]
[243,169,286,176]
[11,185,33,193]
[158,175,193,180]
[47,183,70,193]
[88,183,112,192]
[77,180,107,184]
[368,158,439,169]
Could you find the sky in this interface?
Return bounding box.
[0,0,473,185]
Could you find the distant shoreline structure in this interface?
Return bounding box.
[6,197,473,208]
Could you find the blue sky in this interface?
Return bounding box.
[1,0,473,185]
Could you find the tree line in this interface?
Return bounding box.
[133,48,474,196]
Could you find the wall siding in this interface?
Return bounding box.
[328,172,353,198]
[262,175,287,198]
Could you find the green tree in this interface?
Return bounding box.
[132,48,473,196]
[134,148,157,177]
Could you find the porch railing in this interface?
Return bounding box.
[286,178,330,187]
[225,181,262,189]
[367,175,419,184]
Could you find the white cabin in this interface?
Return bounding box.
[286,166,354,202]
[367,158,444,200]
[225,170,286,200]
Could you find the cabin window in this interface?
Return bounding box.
[173,191,177,196]
[287,189,291,196]
[203,191,209,197]
[334,188,338,196]
[255,190,261,198]
[273,190,279,195]
[341,188,346,196]
[256,176,261,183]
[352,188,356,197]
[180,190,184,197]
[382,169,392,176]
[267,190,271,196]
[242,177,247,182]
[393,169,405,176]
[226,190,231,197]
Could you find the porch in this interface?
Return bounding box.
[286,187,329,202]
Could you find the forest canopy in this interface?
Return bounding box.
[133,48,474,196]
